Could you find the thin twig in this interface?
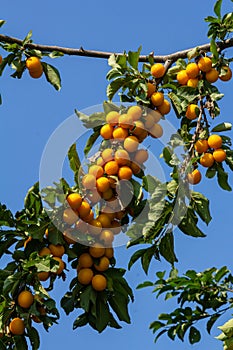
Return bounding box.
[187,95,207,155]
[0,34,233,62]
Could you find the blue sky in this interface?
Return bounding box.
[1,1,233,349]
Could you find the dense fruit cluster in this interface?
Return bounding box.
[62,105,165,249]
[57,104,169,293]
[26,56,43,79]
[148,59,231,123]
[4,289,51,337]
[4,291,34,336]
[77,245,114,291]
[23,231,66,283]
[148,63,171,114]
[177,58,232,122]
[1,235,66,338]
[188,134,226,184]
[161,55,232,186]
[177,57,232,87]
[38,242,66,279]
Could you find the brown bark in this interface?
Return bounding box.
[0,34,233,63]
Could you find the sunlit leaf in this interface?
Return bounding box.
[49,51,64,58]
[191,191,212,225]
[0,20,6,28]
[42,62,61,90]
[128,46,142,70]
[22,30,33,46]
[214,0,222,19]
[211,122,232,132]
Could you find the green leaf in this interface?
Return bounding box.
[215,332,227,340]
[68,143,81,175]
[95,294,110,332]
[106,68,123,81]
[155,271,165,280]
[105,268,134,302]
[205,16,221,23]
[107,77,126,101]
[130,178,143,202]
[141,246,157,274]
[178,208,206,237]
[214,0,222,19]
[167,325,177,340]
[210,91,224,102]
[49,51,64,58]
[187,47,199,60]
[210,38,219,61]
[108,292,130,324]
[0,339,6,350]
[13,335,28,350]
[108,313,122,329]
[206,167,217,179]
[211,122,232,132]
[0,203,15,227]
[27,327,40,350]
[73,313,88,329]
[136,281,154,289]
[0,53,15,76]
[0,20,6,28]
[24,182,43,217]
[102,101,120,115]
[215,266,229,282]
[224,337,233,350]
[60,292,75,315]
[128,46,141,69]
[84,127,101,156]
[116,54,127,69]
[149,320,165,333]
[216,164,232,191]
[168,92,183,117]
[167,180,179,195]
[176,86,200,103]
[120,94,134,103]
[225,152,233,171]
[11,59,26,79]
[207,314,221,334]
[128,248,147,270]
[218,318,233,337]
[75,109,106,129]
[191,191,212,225]
[189,326,201,344]
[108,54,121,69]
[142,174,161,193]
[22,30,33,46]
[80,285,96,312]
[147,54,154,66]
[153,329,167,343]
[42,62,61,91]
[26,49,42,58]
[146,202,173,239]
[159,231,178,264]
[162,147,173,167]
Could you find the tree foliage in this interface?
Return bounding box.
[0,1,233,349]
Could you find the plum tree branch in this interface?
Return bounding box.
[0,34,233,62]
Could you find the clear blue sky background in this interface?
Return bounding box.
[1,1,233,349]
